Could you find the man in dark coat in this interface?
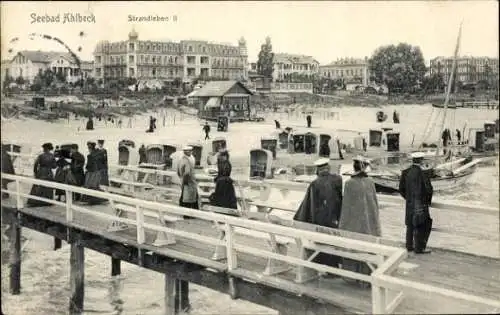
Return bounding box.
[294,158,343,267]
[70,144,86,201]
[1,145,15,199]
[399,152,433,254]
[318,141,330,158]
[306,115,312,128]
[96,140,109,186]
[203,122,211,140]
[138,144,147,164]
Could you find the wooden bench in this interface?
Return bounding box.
[106,199,183,246]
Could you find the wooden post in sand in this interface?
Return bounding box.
[111,257,121,276]
[164,274,176,315]
[69,242,84,314]
[9,212,21,295]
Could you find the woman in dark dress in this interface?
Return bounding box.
[209,175,238,210]
[70,144,86,201]
[54,149,77,202]
[81,142,106,204]
[215,150,232,181]
[1,145,16,199]
[27,143,57,207]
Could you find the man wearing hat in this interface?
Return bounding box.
[339,155,381,286]
[294,158,343,268]
[96,140,109,186]
[399,152,434,254]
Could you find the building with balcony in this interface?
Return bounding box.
[319,57,370,86]
[272,53,319,82]
[5,51,90,84]
[429,56,499,84]
[93,28,248,82]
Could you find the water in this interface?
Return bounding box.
[1,103,499,314]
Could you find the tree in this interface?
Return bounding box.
[256,37,275,80]
[55,70,66,83]
[3,73,14,89]
[15,75,25,86]
[422,73,445,93]
[368,43,427,94]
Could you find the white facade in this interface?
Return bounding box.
[6,51,92,84]
[319,57,370,86]
[272,53,320,81]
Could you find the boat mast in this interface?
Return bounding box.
[435,22,463,162]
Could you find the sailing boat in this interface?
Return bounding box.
[368,23,479,193]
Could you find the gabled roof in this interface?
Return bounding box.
[14,50,74,64]
[193,80,254,97]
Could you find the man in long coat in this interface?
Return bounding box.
[399,152,433,254]
[294,158,343,267]
[339,156,381,286]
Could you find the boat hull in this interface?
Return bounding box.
[371,170,475,193]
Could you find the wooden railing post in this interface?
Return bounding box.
[136,205,145,244]
[15,179,22,209]
[371,283,387,314]
[225,223,237,270]
[66,189,73,222]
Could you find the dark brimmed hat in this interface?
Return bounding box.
[42,142,53,151]
[97,140,105,144]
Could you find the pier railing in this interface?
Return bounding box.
[2,172,500,313]
[7,151,499,217]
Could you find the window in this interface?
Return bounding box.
[96,56,101,63]
[202,46,206,53]
[152,56,156,63]
[152,68,156,76]
[188,46,193,52]
[187,56,195,64]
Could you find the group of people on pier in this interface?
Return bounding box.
[294,152,433,287]
[9,140,111,206]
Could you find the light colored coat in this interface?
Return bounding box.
[339,173,381,237]
[177,154,198,203]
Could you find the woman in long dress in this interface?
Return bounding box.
[54,149,77,202]
[81,142,106,204]
[1,144,16,199]
[27,143,57,207]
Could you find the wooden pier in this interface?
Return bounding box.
[1,172,500,315]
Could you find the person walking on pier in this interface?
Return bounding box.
[339,156,381,287]
[210,151,238,210]
[294,158,343,268]
[96,140,109,187]
[70,144,86,201]
[216,149,232,181]
[175,145,198,313]
[27,143,57,207]
[1,145,15,199]
[399,152,433,254]
[203,121,211,140]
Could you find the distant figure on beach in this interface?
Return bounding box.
[340,156,381,287]
[138,144,147,164]
[306,114,312,128]
[146,116,156,132]
[442,128,452,152]
[86,117,94,130]
[294,158,343,269]
[393,110,400,124]
[203,122,211,140]
[1,145,15,199]
[27,143,56,207]
[274,120,281,129]
[456,129,461,144]
[399,152,433,254]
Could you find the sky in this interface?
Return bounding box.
[1,1,498,65]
